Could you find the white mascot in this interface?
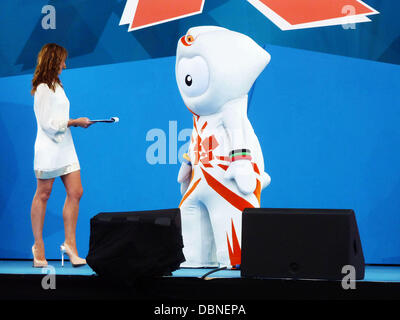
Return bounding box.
[176,26,271,268]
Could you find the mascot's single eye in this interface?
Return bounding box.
[176,56,209,97]
[185,75,192,86]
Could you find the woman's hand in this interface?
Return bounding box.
[68,118,93,128]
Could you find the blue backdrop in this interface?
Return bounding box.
[0,44,399,263]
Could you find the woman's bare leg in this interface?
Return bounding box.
[61,170,83,255]
[31,177,55,260]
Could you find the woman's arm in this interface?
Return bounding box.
[68,118,93,128]
[35,84,68,143]
[35,85,93,143]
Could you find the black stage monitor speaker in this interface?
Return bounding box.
[86,208,185,285]
[241,208,365,280]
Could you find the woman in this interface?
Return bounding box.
[30,43,92,267]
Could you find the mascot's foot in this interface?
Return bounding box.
[180,261,219,268]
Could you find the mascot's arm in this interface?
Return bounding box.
[222,96,257,195]
[243,117,271,190]
[178,153,192,195]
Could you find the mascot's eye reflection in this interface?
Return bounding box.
[185,75,192,86]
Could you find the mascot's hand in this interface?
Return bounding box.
[225,160,256,194]
[178,162,192,195]
[261,171,271,190]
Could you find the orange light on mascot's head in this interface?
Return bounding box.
[180,34,195,46]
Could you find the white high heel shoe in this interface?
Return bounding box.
[60,243,86,267]
[32,245,48,268]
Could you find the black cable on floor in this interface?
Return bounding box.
[200,266,227,279]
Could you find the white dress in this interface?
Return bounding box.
[33,83,80,179]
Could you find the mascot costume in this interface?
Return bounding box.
[176,26,271,268]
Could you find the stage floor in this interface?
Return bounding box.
[0,260,399,282]
[1,260,399,300]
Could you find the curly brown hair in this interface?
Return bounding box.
[31,43,68,95]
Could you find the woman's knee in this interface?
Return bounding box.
[36,188,52,202]
[67,187,83,200]
[35,178,54,202]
